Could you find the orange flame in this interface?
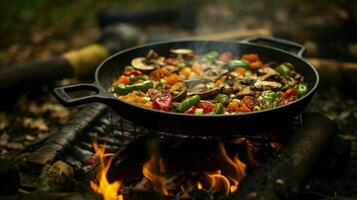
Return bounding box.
[90,139,123,200]
[142,155,171,196]
[197,182,203,190]
[232,137,260,166]
[205,170,231,195]
[203,142,246,195]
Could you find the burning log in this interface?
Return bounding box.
[104,132,282,199]
[24,103,108,166]
[230,113,336,200]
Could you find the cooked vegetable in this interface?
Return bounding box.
[261,90,277,104]
[195,108,204,115]
[242,54,259,62]
[228,59,249,71]
[197,102,215,113]
[242,96,259,110]
[113,75,130,85]
[205,51,219,61]
[187,84,220,99]
[114,80,154,95]
[215,94,229,105]
[176,95,200,112]
[123,67,143,76]
[129,75,149,84]
[218,52,233,63]
[280,88,297,105]
[110,49,308,115]
[152,93,173,111]
[275,64,292,77]
[170,82,187,101]
[131,57,156,71]
[296,83,308,96]
[213,103,224,114]
[170,49,194,55]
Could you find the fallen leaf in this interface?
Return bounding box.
[23,118,49,131]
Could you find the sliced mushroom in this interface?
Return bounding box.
[131,57,156,72]
[236,77,256,86]
[220,84,235,94]
[233,80,244,91]
[215,72,236,85]
[170,82,187,102]
[257,67,279,81]
[162,65,178,73]
[200,66,228,81]
[184,79,211,89]
[187,83,220,99]
[170,49,194,56]
[146,50,160,60]
[236,87,256,98]
[254,80,282,91]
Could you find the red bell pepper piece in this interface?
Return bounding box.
[242,96,259,110]
[184,106,196,114]
[165,58,179,66]
[123,70,142,76]
[197,102,215,113]
[152,93,173,111]
[242,54,259,62]
[280,88,297,105]
[218,52,233,63]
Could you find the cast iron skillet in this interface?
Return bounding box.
[54,36,319,136]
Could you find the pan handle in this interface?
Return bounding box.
[241,36,306,57]
[53,83,113,106]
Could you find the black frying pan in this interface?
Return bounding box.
[54,37,319,136]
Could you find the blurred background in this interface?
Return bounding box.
[0,0,356,198]
[1,0,356,66]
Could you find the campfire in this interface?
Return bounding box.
[90,138,250,199]
[0,102,343,200]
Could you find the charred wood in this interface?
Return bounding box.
[228,113,336,200]
[24,103,108,166]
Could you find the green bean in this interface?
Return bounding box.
[129,75,149,84]
[115,80,154,95]
[176,95,201,112]
[213,103,224,114]
[215,94,229,105]
[228,59,250,71]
